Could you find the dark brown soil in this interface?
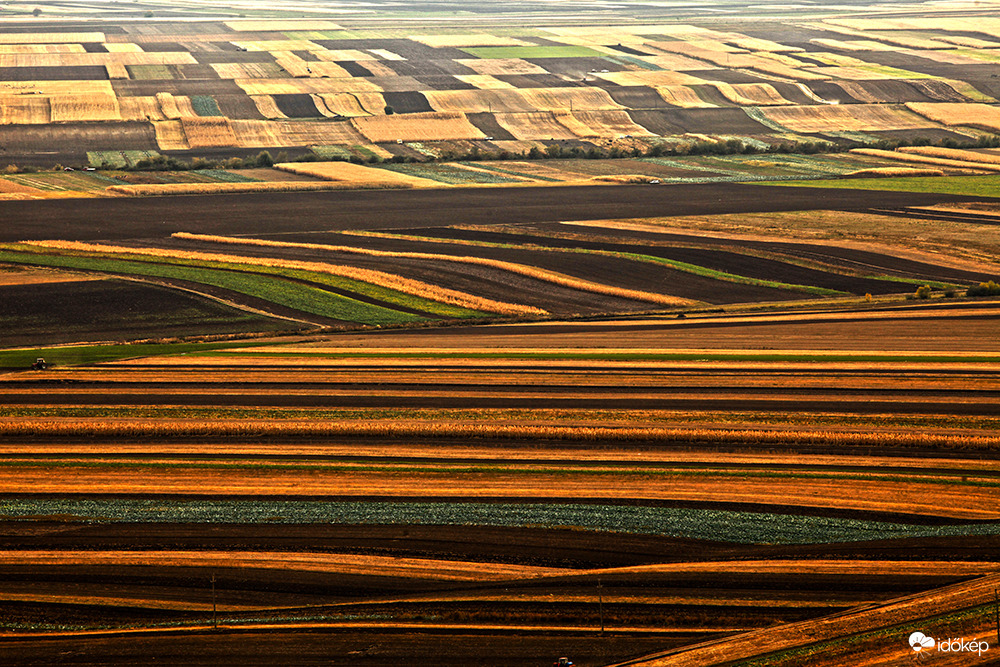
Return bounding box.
[0,279,290,347]
[1,183,991,244]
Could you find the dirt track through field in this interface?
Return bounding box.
[0,183,994,243]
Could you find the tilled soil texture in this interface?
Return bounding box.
[1,183,994,244]
[160,234,798,308]
[0,278,291,347]
[521,223,998,284]
[336,227,924,295]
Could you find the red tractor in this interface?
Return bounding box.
[553,659,574,667]
[31,358,47,370]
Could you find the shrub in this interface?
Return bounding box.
[967,280,1000,297]
[915,284,932,299]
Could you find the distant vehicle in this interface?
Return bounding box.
[649,179,660,184]
[553,659,574,667]
[31,358,47,370]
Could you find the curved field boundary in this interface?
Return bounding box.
[173,233,696,306]
[342,230,844,296]
[0,248,424,325]
[0,550,563,582]
[850,148,1000,172]
[15,241,534,316]
[613,573,1000,666]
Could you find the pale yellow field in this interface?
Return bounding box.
[49,94,121,122]
[313,92,384,116]
[274,161,440,187]
[0,96,50,124]
[760,105,936,132]
[455,58,547,76]
[352,111,486,142]
[655,85,715,108]
[454,75,518,90]
[230,119,368,148]
[712,82,793,106]
[906,102,1000,131]
[494,111,579,140]
[408,34,532,47]
[567,110,655,137]
[235,78,383,96]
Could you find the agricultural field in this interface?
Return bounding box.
[1,0,1000,174]
[3,0,1000,665]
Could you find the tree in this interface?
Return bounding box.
[32,7,42,16]
[383,105,395,115]
[255,151,273,167]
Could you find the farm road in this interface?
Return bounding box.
[0,183,992,242]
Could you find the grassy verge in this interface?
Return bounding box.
[0,341,281,370]
[764,173,1000,197]
[0,249,426,325]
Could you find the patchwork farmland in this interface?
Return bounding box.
[2,0,1000,665]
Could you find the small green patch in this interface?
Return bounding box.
[191,95,222,117]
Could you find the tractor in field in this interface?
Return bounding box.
[553,659,574,667]
[31,358,47,370]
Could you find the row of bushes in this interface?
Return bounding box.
[3,133,999,173]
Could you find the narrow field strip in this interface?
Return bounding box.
[0,550,564,581]
[1,419,999,450]
[339,230,842,296]
[0,467,995,519]
[0,248,420,325]
[1,499,998,543]
[6,241,537,316]
[171,233,697,307]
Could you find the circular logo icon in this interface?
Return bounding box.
[910,632,935,652]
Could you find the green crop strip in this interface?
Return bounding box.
[765,173,1000,197]
[2,407,999,431]
[343,231,848,295]
[731,603,1000,667]
[0,341,290,369]
[199,350,1000,363]
[0,243,481,319]
[0,248,426,325]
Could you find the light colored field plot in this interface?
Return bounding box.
[209,62,285,80]
[0,96,50,124]
[0,44,86,54]
[594,70,706,87]
[313,93,384,117]
[352,111,486,142]
[230,40,324,53]
[460,45,605,59]
[494,112,580,140]
[275,161,439,187]
[567,110,655,137]
[851,148,1000,172]
[906,102,1000,131]
[230,119,367,148]
[654,85,715,108]
[49,94,121,123]
[712,83,793,106]
[408,34,532,48]
[235,77,383,96]
[453,74,517,90]
[899,146,1000,164]
[455,58,548,76]
[224,20,342,31]
[0,32,104,43]
[759,105,938,133]
[0,52,196,67]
